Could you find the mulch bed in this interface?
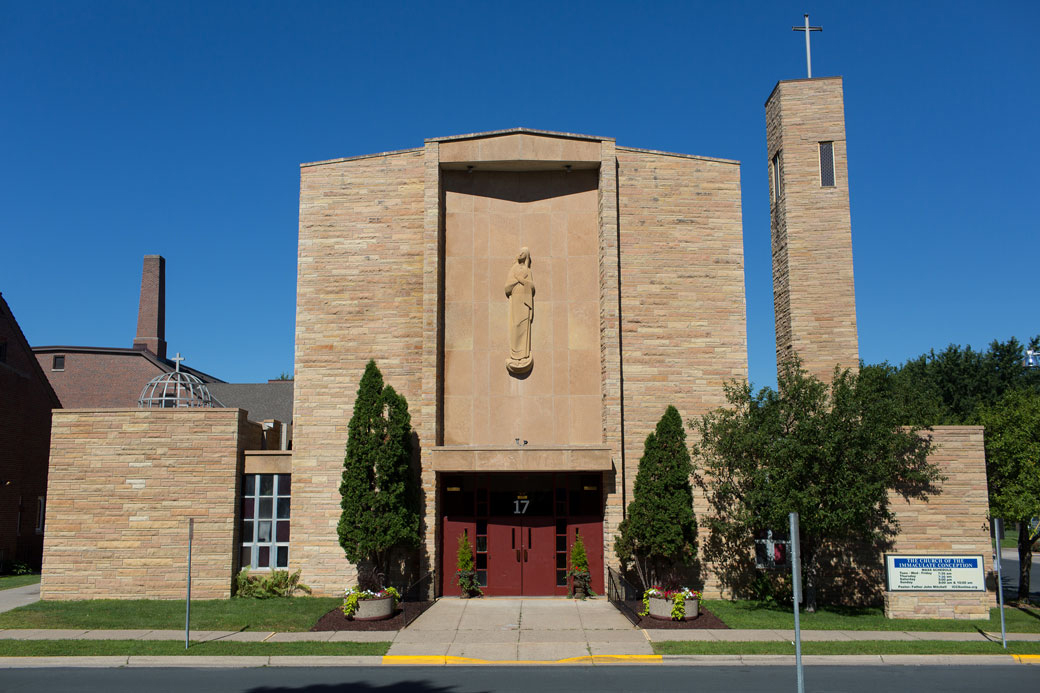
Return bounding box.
[621,600,730,629]
[311,600,434,631]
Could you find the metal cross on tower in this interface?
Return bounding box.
[792,13,822,78]
[172,352,184,372]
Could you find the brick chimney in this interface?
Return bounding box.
[132,255,167,359]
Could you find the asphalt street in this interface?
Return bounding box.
[998,549,1040,601]
[0,666,1037,693]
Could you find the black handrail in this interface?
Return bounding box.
[607,566,641,626]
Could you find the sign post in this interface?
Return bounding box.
[789,512,804,693]
[185,518,193,650]
[992,518,1007,649]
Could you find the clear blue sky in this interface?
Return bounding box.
[2,2,1037,389]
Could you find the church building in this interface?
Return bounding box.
[39,75,993,619]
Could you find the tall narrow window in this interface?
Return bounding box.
[36,497,45,533]
[240,473,291,570]
[772,151,783,201]
[819,141,835,187]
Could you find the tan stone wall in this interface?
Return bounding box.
[615,147,748,596]
[766,77,859,382]
[41,408,257,600]
[294,149,426,596]
[441,169,603,446]
[884,426,993,619]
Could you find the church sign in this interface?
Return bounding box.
[884,555,986,592]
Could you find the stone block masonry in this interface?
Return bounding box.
[884,426,993,619]
[615,147,748,598]
[41,408,261,600]
[766,77,858,382]
[293,149,426,596]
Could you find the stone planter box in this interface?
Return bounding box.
[648,596,699,621]
[352,595,395,621]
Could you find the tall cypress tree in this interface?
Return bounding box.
[338,361,420,588]
[615,405,698,589]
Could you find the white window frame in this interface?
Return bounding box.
[240,473,291,571]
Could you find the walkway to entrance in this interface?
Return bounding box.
[387,597,651,660]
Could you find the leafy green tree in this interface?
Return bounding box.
[979,389,1040,601]
[338,361,420,589]
[693,359,941,611]
[861,336,1040,426]
[615,406,698,590]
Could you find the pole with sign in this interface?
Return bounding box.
[185,518,193,650]
[789,512,804,693]
[992,518,1007,649]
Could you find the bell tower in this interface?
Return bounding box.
[766,76,858,381]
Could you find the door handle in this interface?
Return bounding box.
[516,549,521,562]
[524,549,528,562]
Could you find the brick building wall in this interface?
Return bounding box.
[615,148,748,596]
[293,148,426,596]
[41,408,260,599]
[884,426,993,619]
[34,350,166,408]
[766,77,858,382]
[0,295,60,571]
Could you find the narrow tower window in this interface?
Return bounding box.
[772,151,783,202]
[819,141,835,187]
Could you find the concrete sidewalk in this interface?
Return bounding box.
[2,597,1040,666]
[0,584,40,614]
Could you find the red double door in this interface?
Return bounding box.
[485,516,555,596]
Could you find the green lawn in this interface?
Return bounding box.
[0,596,341,631]
[653,640,1040,656]
[0,639,389,657]
[0,574,40,591]
[703,600,1040,633]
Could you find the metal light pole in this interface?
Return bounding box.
[992,518,1007,648]
[790,512,804,693]
[185,518,194,650]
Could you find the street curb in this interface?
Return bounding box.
[1,653,1038,668]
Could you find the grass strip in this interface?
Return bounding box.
[0,639,390,657]
[653,640,1040,656]
[0,575,41,591]
[702,600,1040,633]
[0,597,341,631]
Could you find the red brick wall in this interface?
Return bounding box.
[34,351,165,409]
[0,296,60,571]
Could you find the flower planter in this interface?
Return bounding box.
[352,595,395,621]
[648,596,699,621]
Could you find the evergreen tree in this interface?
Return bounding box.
[338,361,420,588]
[615,405,698,590]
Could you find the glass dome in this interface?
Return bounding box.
[138,370,217,408]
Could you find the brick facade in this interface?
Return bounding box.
[41,408,260,599]
[34,349,168,408]
[0,294,60,571]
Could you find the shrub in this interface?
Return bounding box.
[455,532,481,597]
[234,568,311,598]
